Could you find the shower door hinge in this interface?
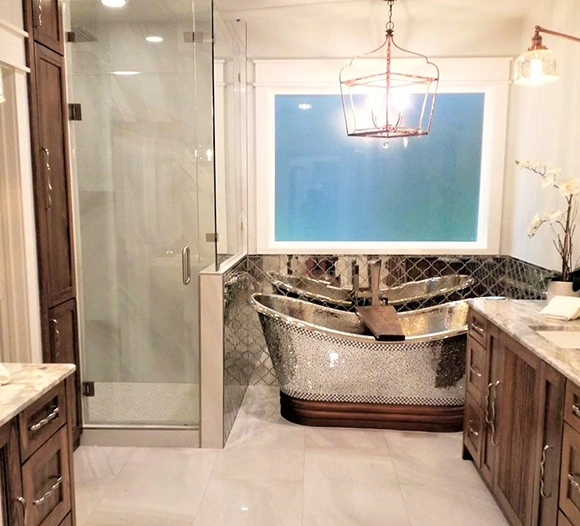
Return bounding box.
[82,381,95,397]
[206,233,218,243]
[68,103,83,121]
[183,32,212,43]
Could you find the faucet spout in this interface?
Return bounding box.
[369,259,382,307]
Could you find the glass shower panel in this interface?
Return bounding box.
[214,14,247,264]
[66,0,212,427]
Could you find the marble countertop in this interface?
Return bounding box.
[468,298,580,385]
[0,363,75,428]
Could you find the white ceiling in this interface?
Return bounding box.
[215,0,542,22]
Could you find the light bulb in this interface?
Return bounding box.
[102,0,126,7]
[146,36,163,43]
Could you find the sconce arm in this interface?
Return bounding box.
[535,25,580,44]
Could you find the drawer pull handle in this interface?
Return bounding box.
[16,496,28,525]
[467,421,479,437]
[33,476,63,506]
[572,404,580,418]
[568,473,580,494]
[469,365,482,378]
[471,322,485,336]
[29,406,59,432]
[540,444,553,498]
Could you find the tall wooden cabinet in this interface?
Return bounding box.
[23,0,81,444]
[463,308,565,526]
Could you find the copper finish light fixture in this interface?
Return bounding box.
[514,25,580,86]
[339,0,439,139]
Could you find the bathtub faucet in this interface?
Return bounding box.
[369,259,382,307]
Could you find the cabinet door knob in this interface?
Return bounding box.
[29,406,60,432]
[50,318,61,356]
[484,382,493,424]
[490,380,501,447]
[469,365,482,378]
[572,404,580,418]
[34,0,42,28]
[568,473,580,494]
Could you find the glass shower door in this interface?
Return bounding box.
[66,0,213,428]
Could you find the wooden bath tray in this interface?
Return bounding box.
[355,305,405,341]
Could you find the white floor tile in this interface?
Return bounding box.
[384,430,491,499]
[193,479,303,526]
[74,446,136,525]
[211,444,304,481]
[305,426,389,449]
[85,448,219,526]
[302,448,410,526]
[400,483,509,526]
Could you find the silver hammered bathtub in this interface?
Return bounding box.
[250,293,469,431]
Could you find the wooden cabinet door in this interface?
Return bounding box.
[24,0,65,55]
[533,363,565,526]
[0,420,24,526]
[560,423,580,525]
[480,324,502,487]
[48,300,81,444]
[33,43,75,309]
[21,426,71,526]
[493,332,541,526]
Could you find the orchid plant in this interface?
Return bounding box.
[516,160,580,286]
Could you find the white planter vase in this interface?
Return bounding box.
[546,281,580,302]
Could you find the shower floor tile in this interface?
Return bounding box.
[75,386,508,526]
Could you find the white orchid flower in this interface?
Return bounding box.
[541,173,556,188]
[559,178,580,197]
[527,213,543,237]
[545,209,563,222]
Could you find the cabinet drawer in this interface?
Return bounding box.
[22,426,71,526]
[560,423,580,525]
[468,310,487,347]
[565,381,580,434]
[19,382,66,461]
[463,392,485,468]
[58,512,72,526]
[559,512,575,526]
[466,336,489,406]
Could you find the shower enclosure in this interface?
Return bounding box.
[65,0,246,441]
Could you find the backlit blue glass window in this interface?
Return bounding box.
[274,93,485,242]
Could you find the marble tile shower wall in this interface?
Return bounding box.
[221,254,550,435]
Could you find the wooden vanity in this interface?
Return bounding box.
[463,299,580,526]
[0,363,76,526]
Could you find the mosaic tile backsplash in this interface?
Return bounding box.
[221,254,550,437]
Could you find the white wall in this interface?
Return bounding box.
[502,0,580,272]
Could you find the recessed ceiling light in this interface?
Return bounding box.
[101,0,126,7]
[146,36,163,43]
[112,71,140,75]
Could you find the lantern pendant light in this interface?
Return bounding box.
[339,0,439,139]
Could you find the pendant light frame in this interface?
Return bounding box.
[339,0,439,139]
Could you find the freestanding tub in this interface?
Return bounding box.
[265,271,475,310]
[250,293,468,431]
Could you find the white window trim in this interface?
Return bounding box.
[254,58,510,255]
[0,15,42,362]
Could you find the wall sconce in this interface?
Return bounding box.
[339,0,439,139]
[514,25,580,86]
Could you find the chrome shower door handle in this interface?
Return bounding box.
[182,246,191,285]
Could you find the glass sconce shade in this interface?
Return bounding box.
[513,48,559,85]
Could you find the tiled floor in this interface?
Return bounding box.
[74,386,509,526]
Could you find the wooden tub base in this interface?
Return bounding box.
[280,392,464,432]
